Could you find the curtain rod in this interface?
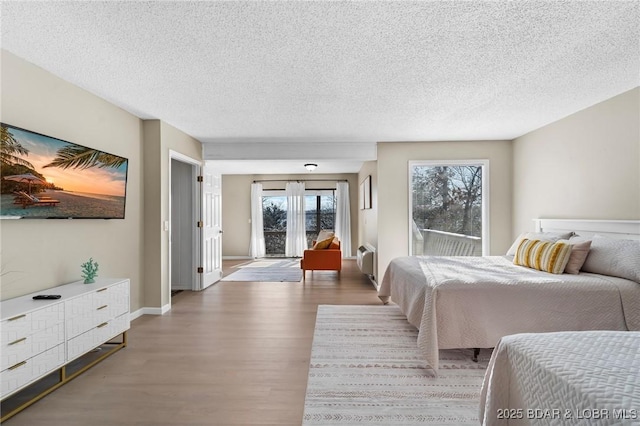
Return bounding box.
[262,187,337,191]
[252,179,348,183]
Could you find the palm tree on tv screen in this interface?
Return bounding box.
[0,125,35,169]
[43,145,126,170]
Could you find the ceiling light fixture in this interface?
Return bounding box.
[304,163,318,172]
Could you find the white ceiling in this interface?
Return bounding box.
[2,1,639,175]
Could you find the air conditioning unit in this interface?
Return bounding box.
[357,244,376,277]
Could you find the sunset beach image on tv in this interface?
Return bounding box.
[1,123,128,219]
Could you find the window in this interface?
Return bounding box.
[409,161,489,256]
[262,190,336,255]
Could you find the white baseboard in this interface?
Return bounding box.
[130,309,144,321]
[130,303,171,320]
[368,274,379,291]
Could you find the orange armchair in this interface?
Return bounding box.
[301,239,342,280]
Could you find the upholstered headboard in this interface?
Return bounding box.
[534,219,640,241]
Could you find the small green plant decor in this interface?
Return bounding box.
[81,258,99,284]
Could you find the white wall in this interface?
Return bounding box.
[376,140,513,281]
[512,87,640,235]
[0,50,144,309]
[358,161,378,249]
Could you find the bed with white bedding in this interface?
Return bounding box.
[377,219,640,370]
[479,331,640,425]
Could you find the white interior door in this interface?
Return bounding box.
[200,163,222,289]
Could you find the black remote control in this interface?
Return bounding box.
[32,295,62,300]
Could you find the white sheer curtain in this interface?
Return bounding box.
[335,182,352,258]
[249,183,266,258]
[285,182,306,257]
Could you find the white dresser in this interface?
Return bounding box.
[0,278,130,421]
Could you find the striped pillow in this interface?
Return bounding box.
[513,238,572,274]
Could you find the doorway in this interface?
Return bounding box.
[169,153,223,295]
[170,157,198,291]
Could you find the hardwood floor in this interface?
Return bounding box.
[4,259,381,426]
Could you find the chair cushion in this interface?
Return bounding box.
[313,236,335,250]
[317,230,335,241]
[328,237,340,250]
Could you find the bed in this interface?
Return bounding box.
[378,219,640,370]
[479,331,640,425]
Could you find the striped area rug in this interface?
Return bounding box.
[303,305,491,425]
[221,259,303,282]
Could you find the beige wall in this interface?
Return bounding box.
[0,50,144,310]
[358,161,378,249]
[376,140,513,281]
[143,121,202,309]
[221,175,252,257]
[0,51,202,312]
[512,87,640,235]
[221,173,360,257]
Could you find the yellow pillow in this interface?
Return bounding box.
[514,238,572,274]
[328,237,340,250]
[313,237,334,250]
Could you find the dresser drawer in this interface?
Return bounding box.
[65,282,128,318]
[98,281,128,309]
[1,322,65,371]
[1,343,65,399]
[67,313,129,361]
[66,282,129,338]
[1,303,64,347]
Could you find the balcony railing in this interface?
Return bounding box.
[264,231,319,256]
[412,226,482,257]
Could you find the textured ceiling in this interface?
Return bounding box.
[2,1,639,164]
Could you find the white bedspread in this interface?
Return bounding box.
[480,331,640,425]
[378,256,640,369]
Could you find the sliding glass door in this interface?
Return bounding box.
[262,192,287,256]
[305,190,336,247]
[262,190,336,256]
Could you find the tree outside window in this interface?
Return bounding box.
[410,162,488,256]
[262,191,336,255]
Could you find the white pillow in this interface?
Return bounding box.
[581,235,640,283]
[506,231,574,256]
[316,229,335,241]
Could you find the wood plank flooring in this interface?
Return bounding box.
[4,259,381,426]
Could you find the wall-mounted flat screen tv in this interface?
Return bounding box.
[1,123,128,219]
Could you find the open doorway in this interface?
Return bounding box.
[169,152,200,293]
[169,154,222,297]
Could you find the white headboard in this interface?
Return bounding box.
[534,219,640,241]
